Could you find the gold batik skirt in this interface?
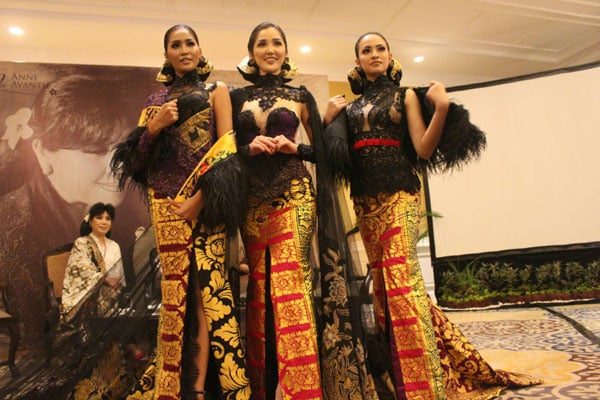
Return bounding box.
[354,190,541,400]
[242,177,323,400]
[127,193,251,400]
[127,133,250,400]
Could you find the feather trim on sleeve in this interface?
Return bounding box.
[110,126,148,193]
[196,153,248,233]
[111,104,177,196]
[411,87,487,173]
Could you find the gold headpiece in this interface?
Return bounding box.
[156,56,214,85]
[236,56,298,83]
[347,58,403,95]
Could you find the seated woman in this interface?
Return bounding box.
[61,202,125,323]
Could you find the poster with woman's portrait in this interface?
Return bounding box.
[0,62,161,342]
[0,61,330,344]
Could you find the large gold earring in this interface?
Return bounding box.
[280,56,298,82]
[387,58,402,86]
[347,65,366,95]
[156,59,174,85]
[196,55,213,82]
[236,56,258,83]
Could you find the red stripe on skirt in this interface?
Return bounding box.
[280,354,319,367]
[290,388,323,399]
[272,293,304,303]
[269,231,294,246]
[388,286,412,296]
[271,261,300,272]
[398,348,425,358]
[404,381,432,392]
[381,257,407,268]
[392,317,418,327]
[279,322,312,336]
[269,206,292,219]
[380,226,402,241]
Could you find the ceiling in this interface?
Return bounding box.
[1,0,599,87]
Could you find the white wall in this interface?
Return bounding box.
[428,65,600,258]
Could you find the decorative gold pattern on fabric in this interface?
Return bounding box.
[61,236,106,321]
[174,131,237,203]
[147,192,192,400]
[431,302,541,400]
[242,177,322,400]
[319,242,380,400]
[127,132,249,400]
[138,106,161,128]
[72,342,140,400]
[193,224,251,399]
[354,190,540,399]
[355,191,444,399]
[177,108,212,154]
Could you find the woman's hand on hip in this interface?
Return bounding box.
[168,190,203,221]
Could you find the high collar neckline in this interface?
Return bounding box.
[363,75,394,92]
[173,69,201,87]
[254,73,284,88]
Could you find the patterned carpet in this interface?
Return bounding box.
[446,302,600,400]
[1,302,599,399]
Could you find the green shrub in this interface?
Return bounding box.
[534,262,562,290]
[437,258,600,306]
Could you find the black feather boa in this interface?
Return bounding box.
[410,87,487,173]
[197,153,248,234]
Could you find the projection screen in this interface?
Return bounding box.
[426,63,600,259]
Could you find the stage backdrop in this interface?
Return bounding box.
[0,61,329,342]
[427,63,600,260]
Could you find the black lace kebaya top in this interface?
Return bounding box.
[346,75,422,196]
[231,74,317,202]
[325,75,487,198]
[112,69,247,231]
[128,69,217,197]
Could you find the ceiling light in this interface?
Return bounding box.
[300,45,311,54]
[9,26,24,36]
[413,56,424,63]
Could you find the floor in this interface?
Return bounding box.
[0,316,156,399]
[445,302,600,400]
[1,302,599,399]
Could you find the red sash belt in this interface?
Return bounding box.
[353,138,400,149]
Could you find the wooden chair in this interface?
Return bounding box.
[42,242,73,366]
[0,284,20,378]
